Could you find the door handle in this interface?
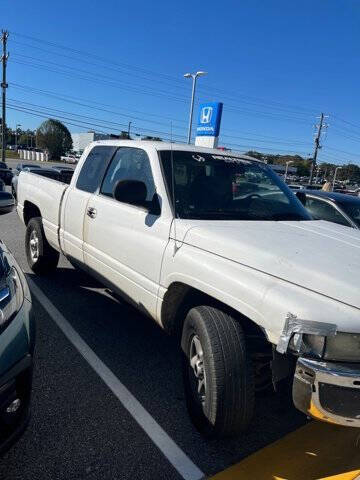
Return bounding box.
[87,207,97,218]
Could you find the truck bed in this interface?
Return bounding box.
[17,171,68,251]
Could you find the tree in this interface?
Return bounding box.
[36,119,72,159]
[245,151,312,176]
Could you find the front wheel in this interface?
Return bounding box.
[181,306,255,438]
[25,217,59,274]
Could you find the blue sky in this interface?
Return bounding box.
[2,0,360,164]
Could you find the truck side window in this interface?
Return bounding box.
[101,147,156,202]
[76,146,117,193]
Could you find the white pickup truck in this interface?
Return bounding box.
[17,140,360,437]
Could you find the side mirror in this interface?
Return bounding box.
[296,191,307,207]
[113,180,147,207]
[0,192,15,215]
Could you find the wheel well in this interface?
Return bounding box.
[161,282,275,392]
[23,201,41,226]
[161,282,268,344]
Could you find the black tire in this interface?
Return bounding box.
[181,306,254,438]
[25,217,59,274]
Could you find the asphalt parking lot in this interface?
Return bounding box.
[1,159,359,480]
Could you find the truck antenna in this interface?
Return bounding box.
[170,123,179,255]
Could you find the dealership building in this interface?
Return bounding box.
[71,132,112,153]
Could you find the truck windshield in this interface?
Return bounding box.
[160,150,311,221]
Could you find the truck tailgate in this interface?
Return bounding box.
[17,171,68,251]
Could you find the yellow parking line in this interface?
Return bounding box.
[210,422,360,480]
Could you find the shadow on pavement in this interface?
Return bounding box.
[26,265,306,476]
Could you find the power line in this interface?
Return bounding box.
[13,32,315,115]
[323,145,360,158]
[8,102,313,156]
[10,32,320,119]
[11,83,315,147]
[9,96,315,149]
[10,59,191,104]
[11,40,190,93]
[7,100,188,140]
[11,57,317,126]
[10,82,188,125]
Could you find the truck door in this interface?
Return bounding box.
[62,146,116,264]
[83,146,172,320]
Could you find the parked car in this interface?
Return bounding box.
[15,164,42,174]
[0,191,35,455]
[0,180,5,192]
[303,190,360,229]
[288,184,323,191]
[60,155,78,164]
[16,141,360,437]
[0,163,13,186]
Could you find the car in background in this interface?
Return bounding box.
[0,162,13,186]
[303,190,360,229]
[60,154,78,164]
[0,191,35,455]
[288,184,323,191]
[15,164,42,174]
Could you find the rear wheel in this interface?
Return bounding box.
[181,305,255,438]
[25,217,59,274]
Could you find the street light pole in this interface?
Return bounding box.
[284,160,293,183]
[332,166,342,192]
[184,71,207,144]
[128,121,132,138]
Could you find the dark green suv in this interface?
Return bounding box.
[0,191,35,454]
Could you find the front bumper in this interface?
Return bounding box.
[0,354,33,455]
[293,357,360,427]
[0,173,13,186]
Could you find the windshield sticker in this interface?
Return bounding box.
[211,155,251,165]
[192,154,206,162]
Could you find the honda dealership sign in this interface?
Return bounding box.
[195,102,223,148]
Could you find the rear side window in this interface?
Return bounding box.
[76,146,117,193]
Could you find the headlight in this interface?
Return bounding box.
[0,266,24,332]
[289,333,325,358]
[324,333,360,362]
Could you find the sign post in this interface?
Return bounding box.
[195,102,223,148]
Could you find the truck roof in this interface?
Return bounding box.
[89,140,262,163]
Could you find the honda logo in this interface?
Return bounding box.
[200,106,213,124]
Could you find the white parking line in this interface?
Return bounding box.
[28,278,205,480]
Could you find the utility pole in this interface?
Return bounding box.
[309,113,327,185]
[1,30,9,164]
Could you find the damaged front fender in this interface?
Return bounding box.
[276,313,338,355]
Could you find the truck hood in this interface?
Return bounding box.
[181,220,360,310]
